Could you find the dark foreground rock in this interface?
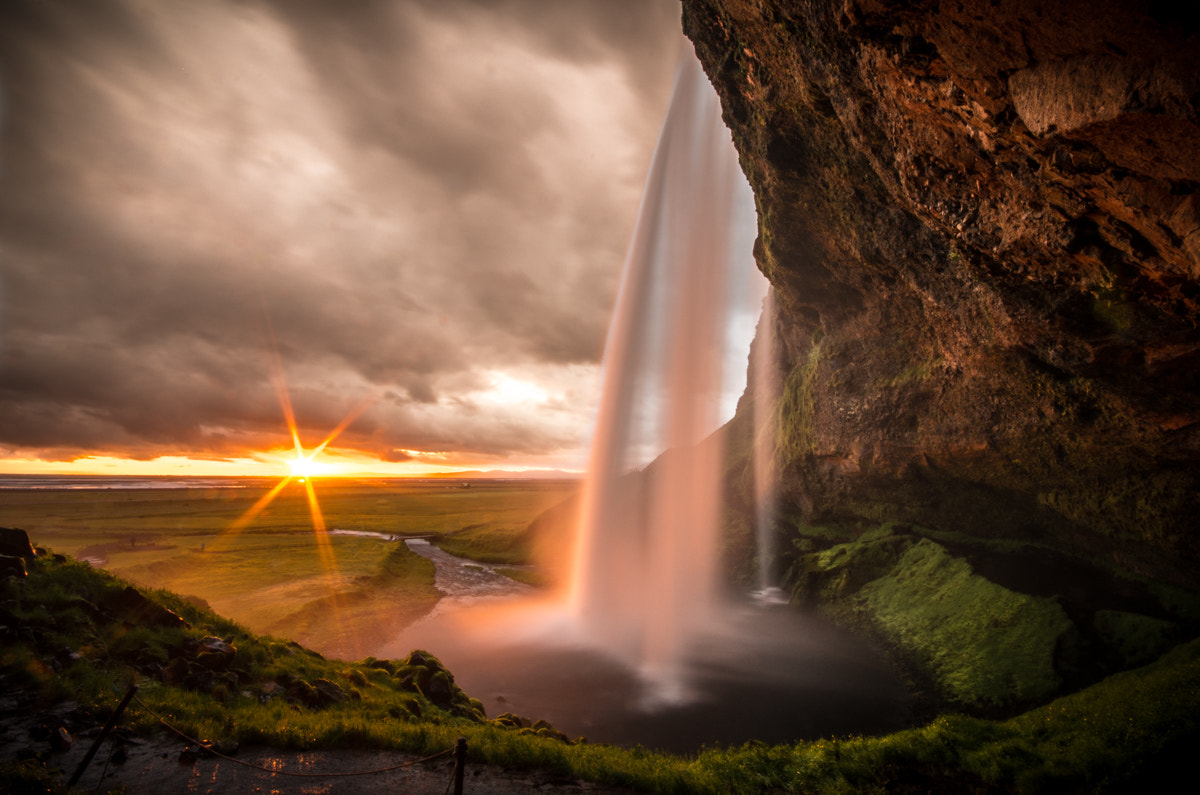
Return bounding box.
[0,527,36,565]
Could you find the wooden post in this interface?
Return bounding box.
[68,683,139,788]
[452,736,467,795]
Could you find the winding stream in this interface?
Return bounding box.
[403,538,531,609]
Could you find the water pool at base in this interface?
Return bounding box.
[385,600,911,754]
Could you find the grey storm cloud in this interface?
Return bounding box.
[0,0,683,469]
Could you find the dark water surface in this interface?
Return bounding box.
[388,600,911,754]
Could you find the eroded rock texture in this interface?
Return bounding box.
[683,0,1200,578]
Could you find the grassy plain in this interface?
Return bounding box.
[0,477,577,659]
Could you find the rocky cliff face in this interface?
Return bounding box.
[683,0,1200,581]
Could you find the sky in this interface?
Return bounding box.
[0,0,758,478]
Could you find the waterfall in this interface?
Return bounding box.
[568,53,765,696]
[379,56,911,751]
[752,289,783,601]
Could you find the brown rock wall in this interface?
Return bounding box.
[684,0,1200,575]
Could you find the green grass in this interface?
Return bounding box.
[4,551,1198,793]
[850,539,1074,706]
[0,478,577,553]
[0,478,575,658]
[791,530,1076,708]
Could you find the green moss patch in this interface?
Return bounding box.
[790,530,1076,708]
[851,539,1075,707]
[1093,610,1178,668]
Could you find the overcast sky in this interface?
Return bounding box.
[0,0,757,476]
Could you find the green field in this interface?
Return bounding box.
[0,477,577,659]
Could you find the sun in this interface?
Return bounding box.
[288,454,334,479]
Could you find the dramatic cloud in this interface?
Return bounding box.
[0,0,686,472]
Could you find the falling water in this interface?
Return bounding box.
[568,55,763,695]
[381,54,911,749]
[751,289,784,600]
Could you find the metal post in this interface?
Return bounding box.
[452,736,467,795]
[68,683,139,788]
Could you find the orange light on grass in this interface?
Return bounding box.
[217,333,381,636]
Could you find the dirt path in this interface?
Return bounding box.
[2,692,636,794]
[54,738,636,794]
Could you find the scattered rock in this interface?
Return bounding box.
[285,679,319,707]
[162,658,190,686]
[312,678,348,707]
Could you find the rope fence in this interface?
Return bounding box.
[71,685,470,793]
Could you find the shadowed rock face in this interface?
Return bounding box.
[682,0,1200,578]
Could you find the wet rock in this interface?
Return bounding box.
[51,726,73,750]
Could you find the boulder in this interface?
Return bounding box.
[0,555,27,579]
[105,587,187,629]
[311,678,348,706]
[0,528,35,562]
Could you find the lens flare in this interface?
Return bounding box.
[213,331,381,655]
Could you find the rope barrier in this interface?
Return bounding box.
[131,694,454,779]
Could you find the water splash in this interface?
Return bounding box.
[568,54,765,696]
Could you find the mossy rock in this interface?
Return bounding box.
[493,712,528,729]
[789,532,913,604]
[532,719,572,744]
[849,539,1076,707]
[1094,610,1178,668]
[364,657,396,675]
[342,668,369,688]
[421,670,455,708]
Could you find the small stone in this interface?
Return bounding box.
[52,727,73,750]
